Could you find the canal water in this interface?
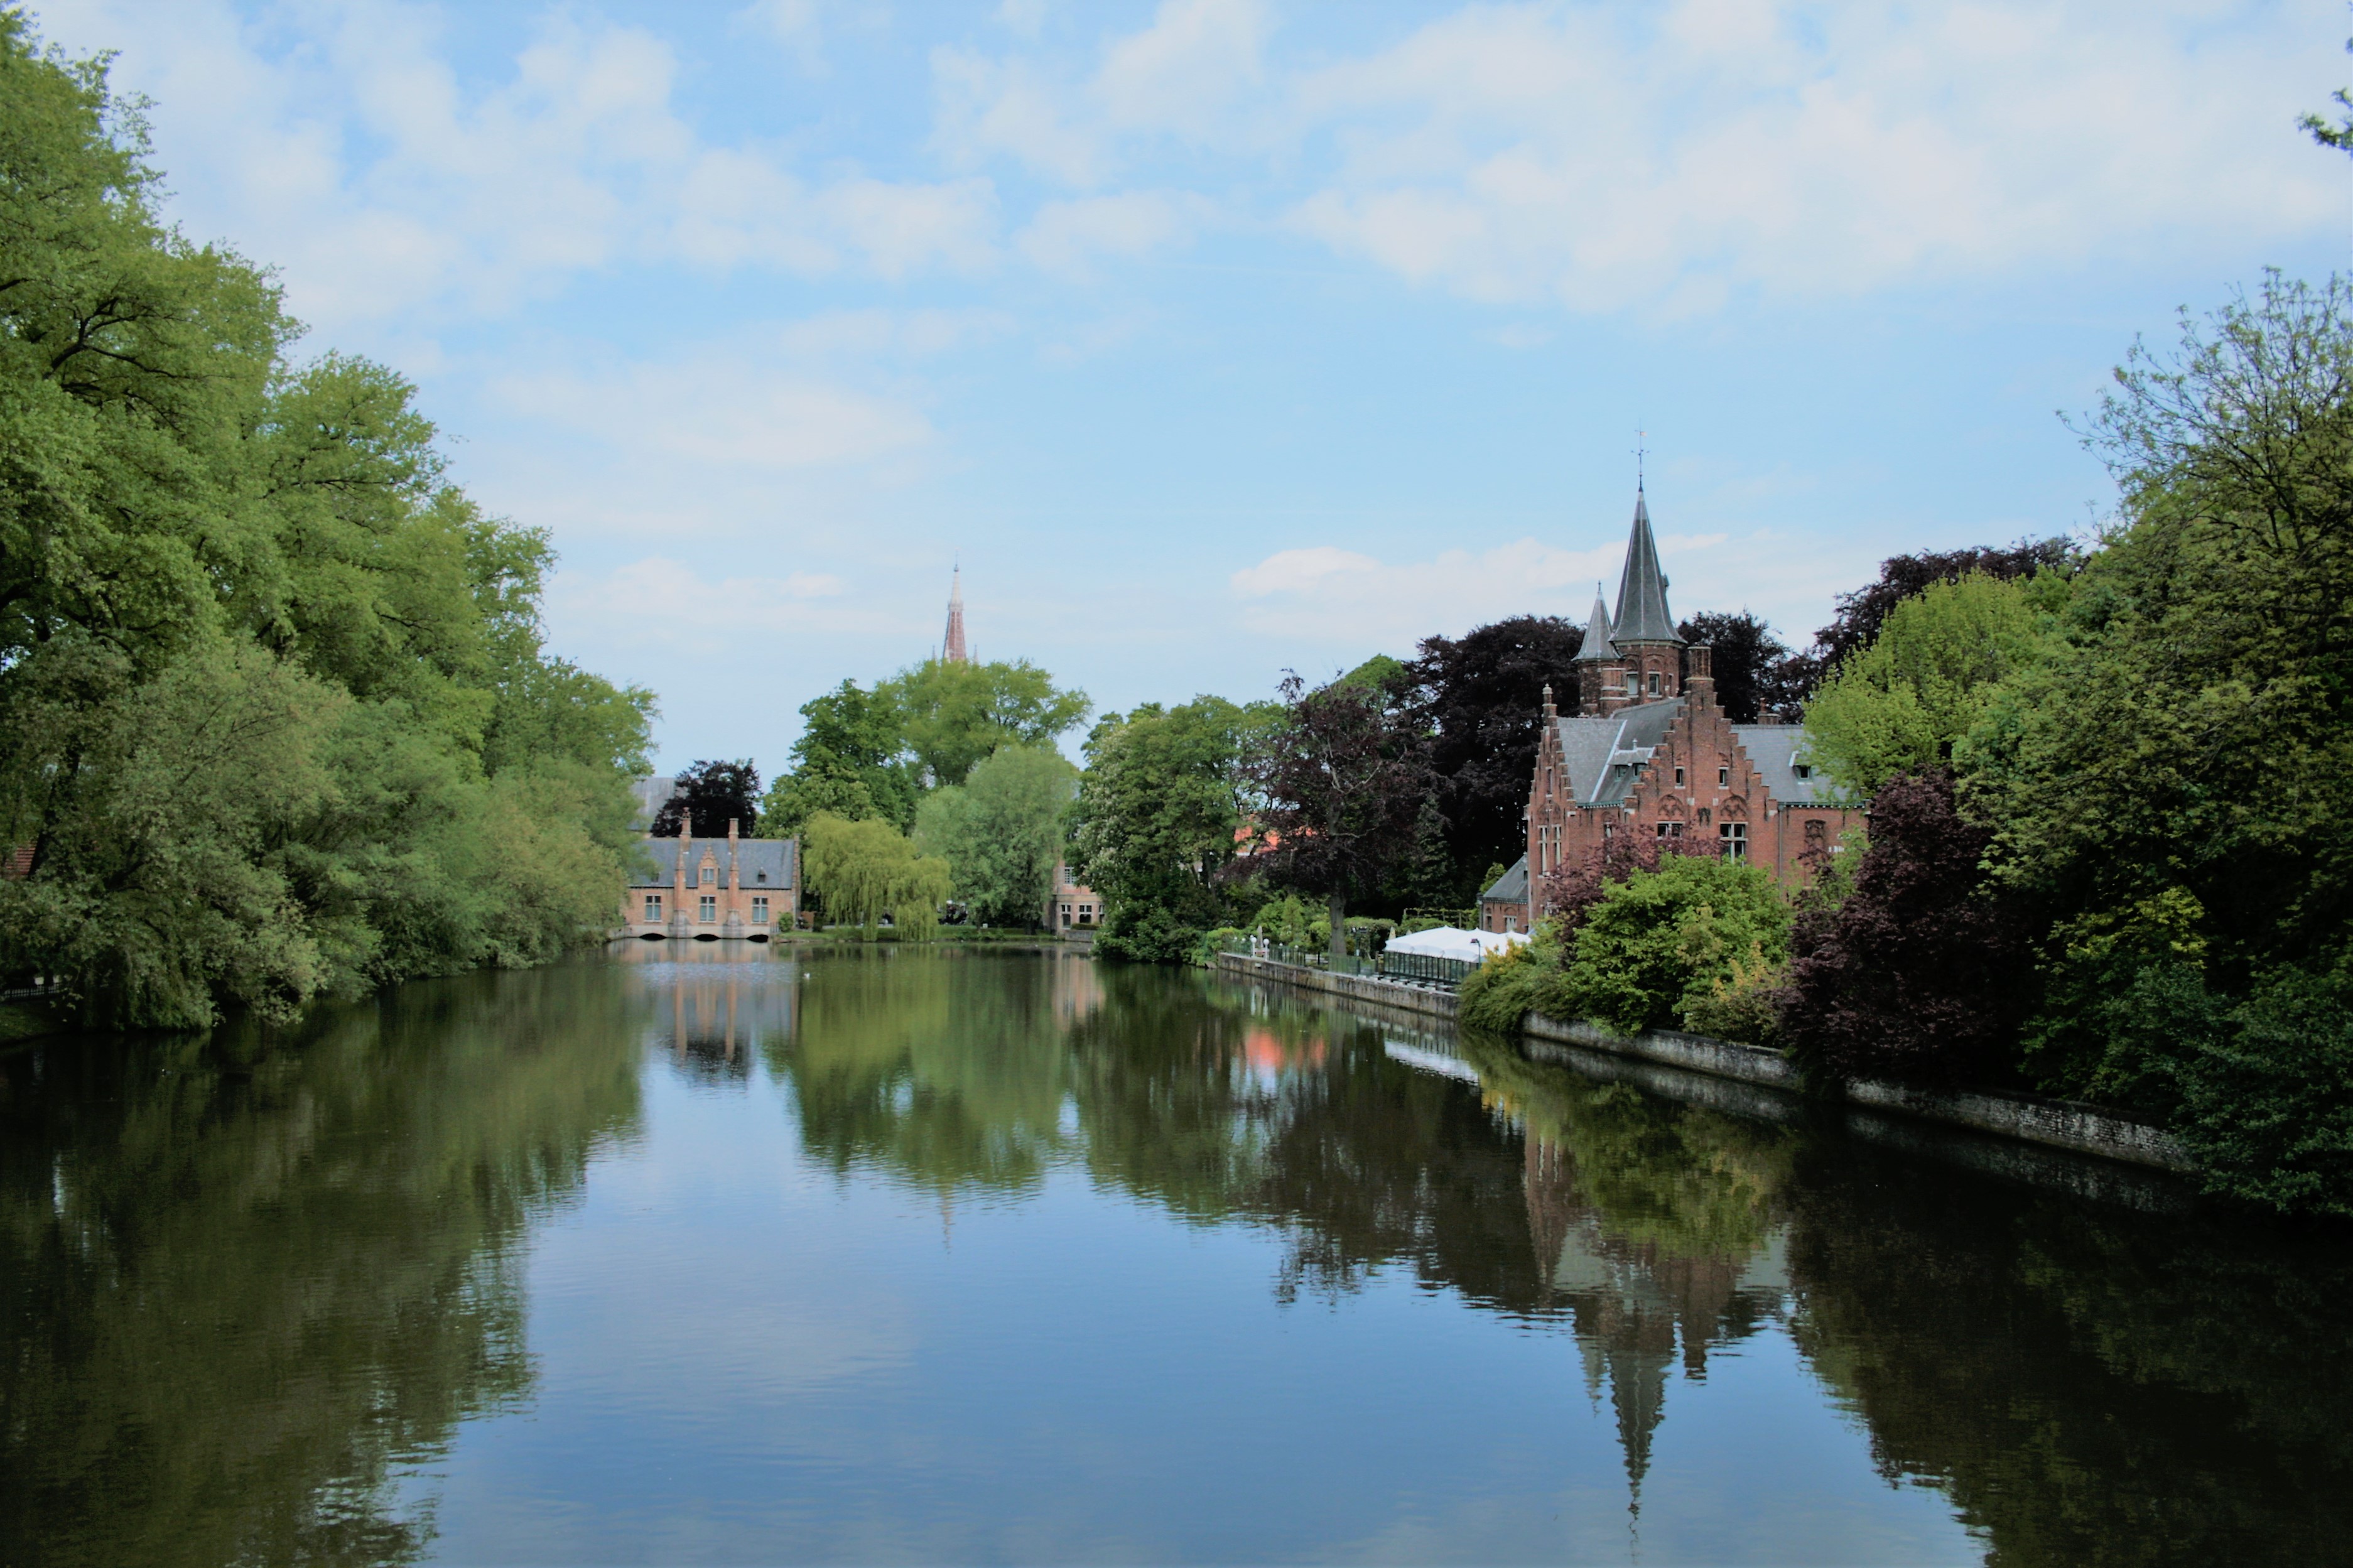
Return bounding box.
[4,946,2347,1565]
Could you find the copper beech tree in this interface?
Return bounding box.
[1249,670,1435,960]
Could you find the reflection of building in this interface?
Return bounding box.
[622,817,798,941]
[619,941,799,1078]
[1523,1134,1788,1512]
[1044,860,1100,934]
[1047,948,1105,1025]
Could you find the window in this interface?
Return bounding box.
[1792,763,1812,780]
[1079,904,1095,922]
[1720,821,1748,861]
[1648,671,1662,695]
[1623,673,1638,695]
[700,864,715,885]
[698,895,716,922]
[1804,818,1828,848]
[1718,765,1729,786]
[757,869,768,883]
[1601,819,1615,839]
[1545,767,1553,796]
[752,896,769,922]
[1657,821,1683,837]
[644,895,663,921]
[1674,765,1685,786]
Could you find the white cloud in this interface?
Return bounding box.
[35,0,1000,332]
[1017,191,1206,275]
[495,357,932,473]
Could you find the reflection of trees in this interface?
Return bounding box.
[1785,1149,2353,1567]
[777,950,1096,1193]
[0,967,646,1567]
[1462,1032,1797,1505]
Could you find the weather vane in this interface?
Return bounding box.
[1633,426,1647,492]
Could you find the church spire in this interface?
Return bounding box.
[943,566,968,664]
[1609,490,1680,646]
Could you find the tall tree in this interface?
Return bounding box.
[1250,669,1434,960]
[1072,696,1278,961]
[761,679,916,834]
[878,657,1090,788]
[1800,538,2080,690]
[799,813,951,938]
[1677,610,1797,723]
[650,760,762,839]
[915,745,1078,927]
[1409,615,1584,887]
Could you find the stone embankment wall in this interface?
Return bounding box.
[1213,952,2192,1177]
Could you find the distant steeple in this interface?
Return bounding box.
[1572,583,1618,663]
[1609,490,1680,646]
[943,566,968,664]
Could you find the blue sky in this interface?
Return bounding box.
[27,0,2353,771]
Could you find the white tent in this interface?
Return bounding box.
[1382,926,1527,961]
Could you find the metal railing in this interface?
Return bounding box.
[1217,934,1480,991]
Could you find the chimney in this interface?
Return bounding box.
[727,818,740,890]
[728,817,738,842]
[1687,642,1715,708]
[1541,683,1556,721]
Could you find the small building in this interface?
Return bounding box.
[1044,860,1101,934]
[624,818,798,941]
[1479,858,1530,933]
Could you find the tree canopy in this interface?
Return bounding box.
[878,657,1091,789]
[0,21,652,1027]
[1409,615,1583,894]
[651,759,762,839]
[915,745,1078,927]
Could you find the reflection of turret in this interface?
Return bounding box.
[1525,1135,1789,1513]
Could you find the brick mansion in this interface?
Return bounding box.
[1483,490,1864,933]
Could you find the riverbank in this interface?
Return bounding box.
[1214,951,2192,1177]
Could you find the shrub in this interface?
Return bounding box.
[1778,769,2031,1085]
[1458,929,1562,1032]
[1549,855,1790,1036]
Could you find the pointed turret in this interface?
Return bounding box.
[1611,490,1680,646]
[1572,588,1618,662]
[943,566,968,664]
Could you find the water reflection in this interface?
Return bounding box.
[0,966,645,1567]
[4,950,2350,1565]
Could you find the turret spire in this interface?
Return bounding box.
[1572,583,1617,663]
[943,565,968,664]
[1609,490,1680,646]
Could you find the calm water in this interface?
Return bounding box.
[3,948,2349,1567]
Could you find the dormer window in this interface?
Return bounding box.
[1792,763,1812,779]
[700,864,716,885]
[757,870,768,883]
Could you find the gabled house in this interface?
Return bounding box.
[624,817,798,941]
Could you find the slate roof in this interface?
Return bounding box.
[630,836,797,890]
[1731,727,1844,806]
[1610,490,1682,646]
[1554,699,1684,808]
[1481,855,1529,905]
[1572,590,1618,662]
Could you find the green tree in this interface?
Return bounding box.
[1801,570,2055,798]
[801,813,953,938]
[760,679,917,834]
[0,19,652,1025]
[914,744,1077,927]
[879,656,1090,789]
[1071,696,1276,963]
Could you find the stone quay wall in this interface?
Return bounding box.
[1212,952,2192,1176]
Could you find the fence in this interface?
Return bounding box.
[1217,934,1481,992]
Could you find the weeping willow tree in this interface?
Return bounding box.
[801,814,952,939]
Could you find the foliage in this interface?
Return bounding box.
[878,656,1090,789]
[914,744,1077,927]
[1248,668,1435,958]
[650,758,761,839]
[1677,609,1799,723]
[2300,31,2353,154]
[1536,828,1720,932]
[1073,695,1278,963]
[800,813,953,938]
[760,679,918,835]
[1800,570,2060,798]
[1456,928,1562,1032]
[1778,770,2029,1086]
[0,24,651,1027]
[1407,614,1584,889]
[1798,537,2083,692]
[1550,855,1790,1037]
